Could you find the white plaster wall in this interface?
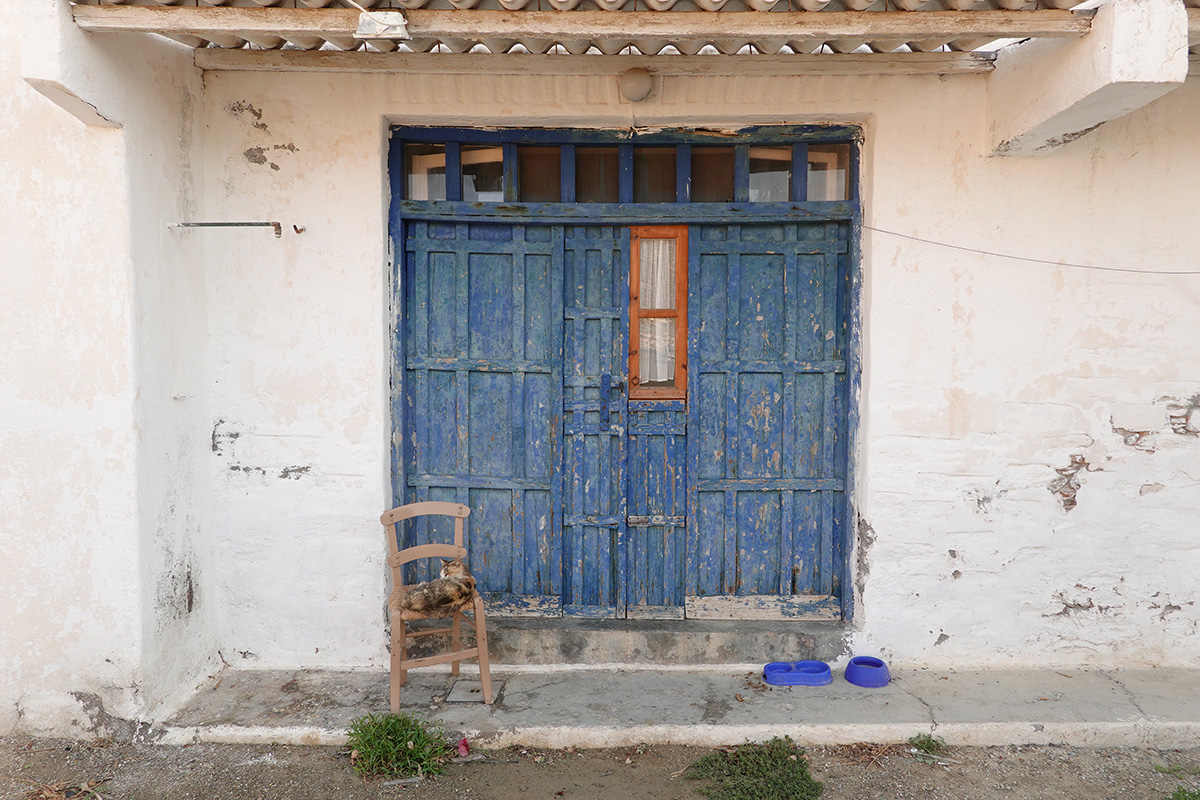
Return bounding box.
[202,78,392,669]
[125,40,221,721]
[0,1,217,736]
[199,64,1200,670]
[0,6,141,734]
[856,78,1200,666]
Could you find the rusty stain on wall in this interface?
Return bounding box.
[243,143,299,172]
[225,100,269,133]
[212,420,309,479]
[1148,592,1187,621]
[211,419,239,457]
[1045,582,1123,618]
[155,562,197,622]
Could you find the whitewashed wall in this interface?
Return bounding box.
[199,65,1200,671]
[0,1,217,736]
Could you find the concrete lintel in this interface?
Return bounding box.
[20,0,123,127]
[988,0,1187,157]
[23,77,120,128]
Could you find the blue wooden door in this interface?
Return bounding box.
[403,221,564,615]
[403,220,849,619]
[687,223,850,619]
[561,226,628,616]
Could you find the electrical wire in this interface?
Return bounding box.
[864,225,1200,276]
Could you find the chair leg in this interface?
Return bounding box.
[390,616,407,714]
[451,611,463,677]
[473,595,493,705]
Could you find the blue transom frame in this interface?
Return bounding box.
[388,125,863,622]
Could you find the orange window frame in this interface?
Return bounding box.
[629,225,688,400]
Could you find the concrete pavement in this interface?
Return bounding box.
[158,665,1200,750]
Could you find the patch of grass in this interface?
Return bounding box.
[685,736,823,800]
[907,733,946,756]
[1157,765,1200,777]
[1167,788,1200,800]
[345,712,455,779]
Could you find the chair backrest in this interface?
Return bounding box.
[380,502,471,586]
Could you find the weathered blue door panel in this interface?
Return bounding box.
[626,400,687,616]
[405,221,564,614]
[686,223,849,619]
[561,226,629,617]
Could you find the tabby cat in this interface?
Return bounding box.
[391,558,477,620]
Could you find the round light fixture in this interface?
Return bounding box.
[618,68,654,102]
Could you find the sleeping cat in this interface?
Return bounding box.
[391,558,477,621]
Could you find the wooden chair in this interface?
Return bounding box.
[381,501,493,711]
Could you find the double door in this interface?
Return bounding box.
[400,220,848,619]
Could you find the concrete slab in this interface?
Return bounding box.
[157,666,1200,751]
[446,680,503,703]
[1107,669,1200,723]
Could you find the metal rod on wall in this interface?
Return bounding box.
[170,221,283,238]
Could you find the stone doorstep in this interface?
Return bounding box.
[407,617,851,665]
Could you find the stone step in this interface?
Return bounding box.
[406,618,849,666]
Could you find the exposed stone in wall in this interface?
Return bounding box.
[1048,454,1091,512]
[854,519,876,602]
[1163,394,1200,436]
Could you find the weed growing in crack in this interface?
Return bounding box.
[685,736,823,800]
[907,733,946,755]
[346,712,454,779]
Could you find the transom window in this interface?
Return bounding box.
[399,129,853,206]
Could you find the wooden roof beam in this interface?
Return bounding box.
[72,6,1095,45]
[194,48,997,73]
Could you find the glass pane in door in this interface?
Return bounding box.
[519,146,561,202]
[638,319,676,389]
[808,143,850,201]
[691,147,735,202]
[405,144,446,201]
[749,146,791,202]
[576,147,619,203]
[634,147,676,203]
[639,238,677,310]
[462,145,504,202]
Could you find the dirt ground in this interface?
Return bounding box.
[3,736,1200,800]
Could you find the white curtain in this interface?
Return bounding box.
[639,239,676,386]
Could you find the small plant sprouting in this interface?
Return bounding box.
[907,733,946,756]
[346,712,455,779]
[685,736,823,800]
[1167,788,1200,800]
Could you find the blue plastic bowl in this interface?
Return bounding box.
[844,656,890,687]
[763,660,833,687]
